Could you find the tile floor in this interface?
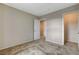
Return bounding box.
[0,40,79,55]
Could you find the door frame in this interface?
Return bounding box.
[62,14,64,45]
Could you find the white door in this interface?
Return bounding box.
[34,19,40,40]
[46,18,63,45]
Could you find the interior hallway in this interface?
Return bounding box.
[0,40,79,55]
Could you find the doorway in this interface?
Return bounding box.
[40,20,46,41]
[64,12,78,45]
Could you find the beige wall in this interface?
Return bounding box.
[0,4,35,50]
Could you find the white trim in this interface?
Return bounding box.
[61,14,64,45]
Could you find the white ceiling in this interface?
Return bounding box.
[4,3,76,16]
